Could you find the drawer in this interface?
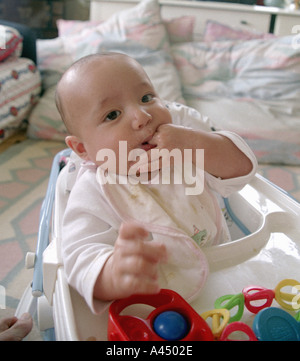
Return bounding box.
[274,13,300,36]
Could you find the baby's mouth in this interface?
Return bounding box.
[140,133,157,151]
[140,141,156,152]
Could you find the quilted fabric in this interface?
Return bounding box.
[0,25,23,62]
[171,36,300,165]
[0,58,41,142]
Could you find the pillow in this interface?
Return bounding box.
[172,36,300,165]
[172,36,300,100]
[27,85,69,141]
[0,58,41,143]
[57,19,102,37]
[165,16,195,44]
[203,20,275,42]
[28,0,184,141]
[0,25,23,62]
[171,40,233,99]
[63,0,171,59]
[186,96,300,165]
[36,37,73,90]
[57,16,195,44]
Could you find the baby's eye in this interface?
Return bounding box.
[141,94,154,103]
[105,110,121,121]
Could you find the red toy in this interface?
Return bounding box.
[242,285,275,314]
[108,289,214,341]
[220,322,257,341]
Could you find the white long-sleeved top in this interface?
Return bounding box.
[61,102,257,314]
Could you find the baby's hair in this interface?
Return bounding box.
[55,52,130,135]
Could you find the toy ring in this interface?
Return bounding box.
[200,309,230,338]
[253,307,300,341]
[220,321,257,341]
[242,286,275,314]
[274,279,300,311]
[214,293,244,322]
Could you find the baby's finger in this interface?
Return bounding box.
[122,274,161,296]
[119,222,149,242]
[0,313,32,341]
[136,240,168,264]
[118,253,160,280]
[0,317,17,332]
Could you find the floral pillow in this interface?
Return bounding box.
[57,19,102,37]
[36,37,73,90]
[203,20,275,42]
[0,25,23,62]
[57,15,195,44]
[63,0,170,60]
[171,36,300,165]
[165,16,195,44]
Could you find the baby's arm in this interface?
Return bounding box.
[93,222,167,301]
[149,124,253,180]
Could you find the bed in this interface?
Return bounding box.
[25,0,300,202]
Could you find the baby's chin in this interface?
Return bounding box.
[127,157,161,176]
[129,168,161,183]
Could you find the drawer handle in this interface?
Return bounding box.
[240,20,249,25]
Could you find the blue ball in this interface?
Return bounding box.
[153,311,189,340]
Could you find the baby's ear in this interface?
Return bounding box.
[65,136,89,160]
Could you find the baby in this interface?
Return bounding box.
[56,53,257,314]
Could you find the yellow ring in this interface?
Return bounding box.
[274,279,300,311]
[201,309,230,338]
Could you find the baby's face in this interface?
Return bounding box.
[63,55,172,173]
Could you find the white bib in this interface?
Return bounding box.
[96,167,210,302]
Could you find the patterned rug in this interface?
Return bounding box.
[257,163,300,203]
[0,138,299,340]
[0,139,65,340]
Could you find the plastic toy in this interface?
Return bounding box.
[200,308,230,338]
[274,279,300,311]
[153,311,189,340]
[253,307,300,341]
[219,322,257,341]
[212,278,300,340]
[107,289,214,341]
[214,293,245,322]
[108,279,300,341]
[242,285,275,314]
[214,279,300,317]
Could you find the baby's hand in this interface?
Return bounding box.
[95,222,167,301]
[131,124,189,175]
[149,124,189,154]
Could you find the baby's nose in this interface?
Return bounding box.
[132,108,152,129]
